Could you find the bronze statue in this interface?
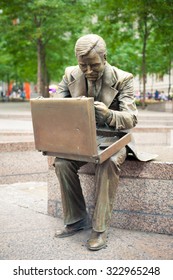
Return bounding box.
[53,34,156,251]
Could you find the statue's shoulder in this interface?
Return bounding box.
[65,65,81,80]
[112,65,133,80]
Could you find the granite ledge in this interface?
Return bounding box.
[47,156,173,180]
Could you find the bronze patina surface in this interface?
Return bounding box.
[31,34,157,251]
[31,97,131,163]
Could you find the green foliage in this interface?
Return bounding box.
[0,0,92,84]
[0,0,173,87]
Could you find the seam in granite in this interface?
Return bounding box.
[113,209,173,218]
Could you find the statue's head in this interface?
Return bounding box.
[75,34,107,81]
[75,34,107,58]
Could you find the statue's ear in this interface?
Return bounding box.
[104,54,107,61]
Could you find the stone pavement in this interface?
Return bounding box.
[1,178,173,260]
[0,101,173,260]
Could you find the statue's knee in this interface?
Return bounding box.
[54,158,70,171]
[106,157,121,174]
[108,148,127,169]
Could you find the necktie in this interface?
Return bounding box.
[87,80,96,98]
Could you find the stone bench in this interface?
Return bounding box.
[147,101,173,113]
[47,156,173,235]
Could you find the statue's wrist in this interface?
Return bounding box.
[106,110,113,124]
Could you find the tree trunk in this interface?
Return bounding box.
[168,60,173,113]
[141,18,148,109]
[168,59,172,96]
[37,38,49,97]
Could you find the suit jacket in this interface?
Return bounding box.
[56,62,157,161]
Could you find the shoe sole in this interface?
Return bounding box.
[55,225,91,238]
[86,243,107,251]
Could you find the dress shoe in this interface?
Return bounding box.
[55,216,91,238]
[87,230,107,251]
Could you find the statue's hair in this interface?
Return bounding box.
[75,34,107,57]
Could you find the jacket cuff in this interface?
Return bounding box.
[105,110,113,125]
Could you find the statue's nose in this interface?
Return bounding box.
[86,65,92,73]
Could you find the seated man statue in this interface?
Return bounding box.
[53,34,152,251]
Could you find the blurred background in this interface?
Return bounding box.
[0,0,173,109]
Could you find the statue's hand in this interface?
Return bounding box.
[94,101,112,125]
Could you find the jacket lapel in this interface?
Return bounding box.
[99,63,119,107]
[99,84,118,107]
[68,67,87,97]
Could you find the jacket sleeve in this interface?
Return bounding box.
[109,74,138,130]
[56,67,73,98]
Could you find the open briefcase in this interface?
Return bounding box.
[30,97,131,164]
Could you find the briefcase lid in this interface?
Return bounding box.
[30,97,98,159]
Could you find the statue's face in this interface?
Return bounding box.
[77,51,106,81]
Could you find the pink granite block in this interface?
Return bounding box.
[47,157,173,234]
[121,160,173,180]
[110,212,173,235]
